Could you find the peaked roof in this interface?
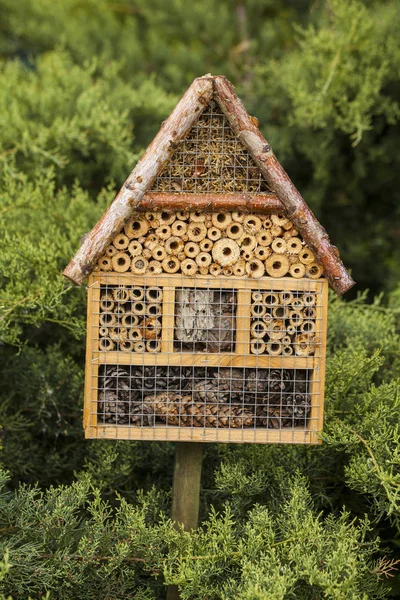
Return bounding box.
[63,75,354,295]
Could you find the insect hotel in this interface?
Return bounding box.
[64,75,354,445]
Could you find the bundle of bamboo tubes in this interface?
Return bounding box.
[95,210,324,281]
[249,290,318,357]
[98,285,163,353]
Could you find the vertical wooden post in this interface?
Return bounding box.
[166,442,204,600]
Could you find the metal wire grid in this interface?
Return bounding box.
[87,274,326,443]
[151,101,273,194]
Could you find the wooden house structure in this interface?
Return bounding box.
[64,75,354,445]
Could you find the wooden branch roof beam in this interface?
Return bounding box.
[63,74,354,295]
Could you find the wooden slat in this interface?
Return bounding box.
[235,288,251,355]
[161,287,175,354]
[84,276,101,433]
[93,351,317,370]
[137,192,284,214]
[87,425,316,445]
[93,272,321,292]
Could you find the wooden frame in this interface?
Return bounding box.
[84,273,328,444]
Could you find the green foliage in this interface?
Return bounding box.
[0,0,399,597]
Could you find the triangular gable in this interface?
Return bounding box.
[151,101,272,194]
[63,75,354,295]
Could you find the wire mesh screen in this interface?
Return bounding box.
[150,101,273,193]
[86,273,328,444]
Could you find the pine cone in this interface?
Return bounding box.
[131,366,192,395]
[144,392,185,426]
[129,400,155,426]
[98,390,130,424]
[192,380,229,404]
[213,368,245,393]
[245,369,269,393]
[100,365,131,394]
[283,392,311,421]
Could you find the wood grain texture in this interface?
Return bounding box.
[213,76,355,296]
[138,192,284,213]
[63,76,214,285]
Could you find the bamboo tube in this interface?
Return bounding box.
[134,341,146,353]
[181,258,198,276]
[138,236,147,244]
[226,222,243,240]
[256,230,272,247]
[187,222,207,242]
[209,263,222,277]
[98,256,112,271]
[250,340,266,355]
[245,258,265,279]
[302,293,316,306]
[289,263,306,279]
[223,265,233,276]
[146,340,161,352]
[254,246,271,261]
[162,257,180,273]
[190,211,206,223]
[129,327,142,341]
[99,327,108,337]
[128,240,143,256]
[105,245,118,257]
[292,298,304,308]
[212,238,240,267]
[294,334,313,357]
[271,214,289,227]
[232,259,246,276]
[141,317,162,340]
[303,306,316,320]
[114,305,126,319]
[212,213,232,230]
[265,254,289,277]
[262,314,273,325]
[251,303,267,318]
[171,220,188,237]
[159,211,176,225]
[125,218,149,239]
[232,212,245,223]
[299,247,315,265]
[145,210,160,224]
[113,233,129,251]
[177,252,186,261]
[146,287,163,303]
[306,263,324,279]
[131,256,149,275]
[270,224,282,237]
[156,224,172,240]
[268,320,285,340]
[243,215,262,234]
[205,214,213,225]
[266,341,282,355]
[99,337,115,351]
[112,286,130,303]
[99,312,117,327]
[121,313,140,327]
[130,286,144,301]
[200,239,213,252]
[199,267,209,275]
[111,252,130,272]
[142,248,152,259]
[251,291,263,302]
[282,219,293,231]
[271,238,287,254]
[301,320,316,335]
[289,310,304,328]
[279,291,294,305]
[184,242,200,258]
[272,305,288,319]
[282,345,293,356]
[120,340,134,352]
[152,246,167,261]
[263,292,279,306]
[195,252,212,268]
[100,294,114,312]
[177,210,189,221]
[147,303,162,317]
[109,327,128,341]
[262,217,272,228]
[207,227,222,242]
[282,335,291,345]
[148,260,163,275]
[132,301,146,316]
[287,324,296,335]
[251,320,269,339]
[286,238,302,254]
[241,250,254,261]
[144,234,158,250]
[239,234,257,251]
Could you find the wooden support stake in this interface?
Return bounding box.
[167,442,203,600]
